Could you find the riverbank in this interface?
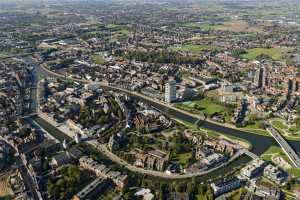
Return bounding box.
[173,118,252,150]
[37,64,300,156]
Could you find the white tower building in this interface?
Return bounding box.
[165,80,177,103]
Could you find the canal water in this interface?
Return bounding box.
[34,64,300,181]
[36,63,300,155]
[130,96,300,156]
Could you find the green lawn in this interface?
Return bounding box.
[178,98,229,117]
[173,152,193,166]
[260,146,295,169]
[262,146,283,155]
[288,168,300,179]
[107,24,130,36]
[288,126,300,134]
[240,48,283,60]
[272,120,288,130]
[227,188,247,200]
[171,44,219,53]
[271,119,300,137]
[243,122,262,130]
[261,146,283,162]
[119,28,130,36]
[0,53,7,58]
[91,54,106,65]
[241,121,271,137]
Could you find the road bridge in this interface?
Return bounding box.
[266,124,300,168]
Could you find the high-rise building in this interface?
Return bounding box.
[254,67,267,88]
[287,78,300,95]
[165,80,177,103]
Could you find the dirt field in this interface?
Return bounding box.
[216,20,262,33]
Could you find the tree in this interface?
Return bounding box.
[97,115,109,125]
[47,165,84,200]
[205,187,214,200]
[187,182,194,195]
[175,182,186,193]
[197,184,207,195]
[295,118,300,128]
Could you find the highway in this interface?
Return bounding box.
[266,124,300,168]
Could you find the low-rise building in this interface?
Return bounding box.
[79,156,128,189]
[72,177,112,200]
[202,153,226,167]
[211,177,241,196]
[241,159,265,180]
[263,164,287,185]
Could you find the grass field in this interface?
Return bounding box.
[288,168,300,178]
[270,118,300,139]
[261,145,283,162]
[261,145,294,171]
[178,98,229,117]
[272,120,289,130]
[262,146,283,155]
[171,44,219,53]
[240,48,283,60]
[0,53,7,58]
[288,126,300,134]
[107,24,131,41]
[227,188,247,200]
[91,53,106,65]
[242,128,269,136]
[173,152,193,166]
[118,28,130,36]
[242,122,263,130]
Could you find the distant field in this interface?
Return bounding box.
[240,48,283,60]
[183,23,216,31]
[215,20,262,33]
[119,28,130,36]
[107,24,131,41]
[183,20,262,33]
[171,44,219,53]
